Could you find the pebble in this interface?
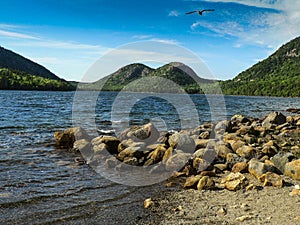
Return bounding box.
[144,198,155,209]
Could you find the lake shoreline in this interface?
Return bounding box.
[54,110,300,224]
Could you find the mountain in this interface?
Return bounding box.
[0,46,75,91]
[78,62,217,93]
[0,46,60,80]
[221,36,300,97]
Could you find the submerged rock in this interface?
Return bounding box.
[54,127,90,149]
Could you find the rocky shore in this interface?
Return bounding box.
[54,111,300,224]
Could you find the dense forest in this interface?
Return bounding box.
[220,36,300,97]
[0,68,75,91]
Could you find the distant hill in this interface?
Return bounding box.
[221,36,300,97]
[78,62,218,93]
[0,46,60,80]
[0,46,75,91]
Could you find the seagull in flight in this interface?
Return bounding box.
[186,9,215,16]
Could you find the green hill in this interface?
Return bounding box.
[0,68,75,91]
[78,62,218,93]
[0,46,75,91]
[221,36,300,97]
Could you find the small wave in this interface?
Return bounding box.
[0,126,26,130]
[97,129,116,136]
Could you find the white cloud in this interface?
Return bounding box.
[168,10,180,17]
[200,0,300,49]
[0,29,39,40]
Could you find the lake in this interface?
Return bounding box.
[0,90,299,224]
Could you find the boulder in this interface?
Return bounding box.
[123,157,139,166]
[165,153,190,172]
[232,162,248,173]
[226,153,247,169]
[54,127,90,149]
[259,172,283,187]
[162,147,173,163]
[192,158,211,173]
[194,139,210,149]
[236,145,255,159]
[105,156,119,168]
[118,139,146,152]
[230,140,246,152]
[168,133,195,153]
[93,143,108,155]
[221,172,247,191]
[73,139,91,152]
[73,139,92,159]
[92,136,120,155]
[270,152,295,174]
[262,112,286,128]
[248,158,278,179]
[199,131,210,139]
[118,123,159,144]
[231,114,251,124]
[215,120,234,134]
[215,142,233,159]
[147,145,167,163]
[284,159,300,180]
[117,146,144,161]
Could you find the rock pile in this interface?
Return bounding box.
[54,111,300,191]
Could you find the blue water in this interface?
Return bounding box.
[0,90,300,224]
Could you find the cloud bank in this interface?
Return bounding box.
[198,0,300,49]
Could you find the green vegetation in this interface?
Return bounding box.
[220,36,300,97]
[79,62,218,94]
[2,36,300,95]
[0,68,75,91]
[0,46,60,80]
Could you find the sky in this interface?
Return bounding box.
[0,0,299,81]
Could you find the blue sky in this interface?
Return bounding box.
[0,0,299,81]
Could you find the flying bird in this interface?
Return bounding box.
[186,9,215,16]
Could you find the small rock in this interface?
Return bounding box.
[289,189,300,196]
[214,163,228,171]
[235,215,253,222]
[259,172,283,188]
[144,198,155,209]
[197,176,215,190]
[246,184,256,191]
[284,159,300,180]
[232,161,248,173]
[217,207,227,216]
[221,172,247,191]
[184,175,202,188]
[174,205,183,211]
